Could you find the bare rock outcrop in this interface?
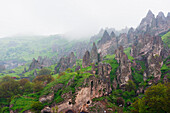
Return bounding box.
[136,10,170,35]
[115,46,132,87]
[90,43,99,64]
[98,30,111,46]
[39,93,54,103]
[54,52,76,73]
[131,34,164,80]
[82,51,91,68]
[41,106,51,113]
[29,58,42,71]
[51,63,112,113]
[98,31,118,56]
[29,56,53,71]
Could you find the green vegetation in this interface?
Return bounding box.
[103,54,119,83]
[124,47,134,62]
[161,56,170,81]
[161,31,170,48]
[10,96,38,113]
[131,83,170,113]
[0,44,169,113]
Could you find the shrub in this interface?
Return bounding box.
[116,97,125,107]
[31,101,43,113]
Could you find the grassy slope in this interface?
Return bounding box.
[161,31,170,48]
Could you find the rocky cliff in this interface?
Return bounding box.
[136,10,170,35]
[55,52,76,73]
[115,46,132,87]
[29,56,53,71]
[131,34,164,81]
[44,63,112,113]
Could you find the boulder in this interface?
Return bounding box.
[41,107,51,113]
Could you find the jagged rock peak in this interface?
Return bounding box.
[92,42,97,50]
[69,52,76,58]
[128,27,134,33]
[115,46,132,87]
[110,31,116,38]
[146,10,155,18]
[97,30,111,46]
[29,58,42,71]
[90,42,98,63]
[82,50,91,68]
[54,52,76,73]
[157,11,165,18]
[103,30,111,39]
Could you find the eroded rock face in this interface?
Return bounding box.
[98,30,111,46]
[147,53,162,80]
[41,106,51,113]
[51,63,112,113]
[90,43,98,64]
[98,31,118,56]
[131,35,164,80]
[56,75,112,112]
[136,10,156,34]
[115,46,132,87]
[39,93,54,103]
[54,52,76,73]
[127,27,135,44]
[118,33,129,48]
[136,10,170,35]
[29,58,42,71]
[82,51,91,68]
[29,56,53,71]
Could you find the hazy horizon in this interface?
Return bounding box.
[0,0,169,39]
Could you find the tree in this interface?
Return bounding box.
[33,81,44,92]
[31,101,43,113]
[125,80,136,92]
[131,83,170,113]
[19,78,33,94]
[33,75,54,84]
[0,77,20,99]
[116,97,125,107]
[38,68,51,76]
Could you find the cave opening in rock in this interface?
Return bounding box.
[87,100,90,104]
[80,111,88,113]
[69,101,72,105]
[91,81,93,93]
[65,110,74,113]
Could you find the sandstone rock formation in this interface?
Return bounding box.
[98,30,118,56]
[90,43,99,64]
[136,10,170,35]
[82,51,91,68]
[29,58,42,71]
[97,30,111,46]
[131,34,164,80]
[55,52,76,73]
[29,56,53,71]
[39,93,54,103]
[53,63,112,112]
[115,46,132,87]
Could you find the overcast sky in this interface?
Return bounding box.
[0,0,169,39]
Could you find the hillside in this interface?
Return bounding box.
[0,10,170,113]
